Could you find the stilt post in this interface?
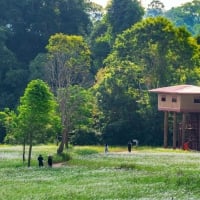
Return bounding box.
[164,111,168,148]
[173,112,177,149]
[182,113,186,149]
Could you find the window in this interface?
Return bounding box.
[194,97,200,103]
[161,96,166,102]
[172,97,177,103]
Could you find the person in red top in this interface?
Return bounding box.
[183,141,189,150]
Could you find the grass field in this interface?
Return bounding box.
[0,145,200,200]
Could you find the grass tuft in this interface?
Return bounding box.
[74,148,98,155]
[117,162,137,170]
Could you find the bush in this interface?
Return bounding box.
[70,129,101,145]
[53,152,71,163]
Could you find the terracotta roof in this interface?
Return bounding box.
[149,85,200,94]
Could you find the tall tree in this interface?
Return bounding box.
[66,85,95,131]
[3,0,92,64]
[108,17,200,88]
[0,0,95,109]
[146,0,165,17]
[165,0,200,35]
[17,79,57,167]
[96,17,200,145]
[46,33,92,154]
[0,27,27,109]
[89,0,144,72]
[94,61,151,144]
[106,0,144,36]
[89,18,112,73]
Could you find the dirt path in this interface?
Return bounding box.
[53,162,66,168]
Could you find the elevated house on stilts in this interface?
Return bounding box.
[149,85,200,151]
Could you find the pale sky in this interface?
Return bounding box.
[91,0,193,10]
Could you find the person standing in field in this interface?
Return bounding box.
[48,155,53,167]
[38,154,44,167]
[105,144,109,153]
[128,141,132,153]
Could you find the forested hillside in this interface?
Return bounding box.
[0,0,199,148]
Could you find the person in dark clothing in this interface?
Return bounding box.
[48,155,53,167]
[38,154,44,167]
[128,141,132,153]
[105,144,109,153]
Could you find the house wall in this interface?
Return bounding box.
[157,93,200,112]
[158,94,181,112]
[180,94,200,112]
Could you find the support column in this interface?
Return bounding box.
[173,112,177,149]
[164,111,168,148]
[182,113,186,149]
[198,114,200,150]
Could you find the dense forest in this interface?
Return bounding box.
[0,0,199,150]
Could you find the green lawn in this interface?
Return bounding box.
[0,145,200,199]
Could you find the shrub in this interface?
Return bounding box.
[70,129,101,145]
[53,152,71,163]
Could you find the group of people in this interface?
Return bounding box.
[38,155,53,167]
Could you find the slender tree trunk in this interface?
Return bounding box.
[23,138,26,162]
[28,134,32,167]
[65,117,70,149]
[65,130,69,149]
[57,128,67,154]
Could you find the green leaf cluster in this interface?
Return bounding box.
[17,79,59,144]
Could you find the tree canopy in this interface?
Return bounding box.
[17,79,58,166]
[146,0,165,17]
[165,0,200,36]
[94,61,151,144]
[3,0,92,64]
[0,0,94,109]
[106,17,200,88]
[46,33,92,153]
[94,16,200,145]
[106,0,144,36]
[90,0,144,73]
[0,0,200,148]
